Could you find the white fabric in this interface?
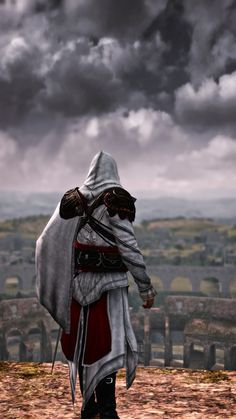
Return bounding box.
[73,205,154,305]
[35,204,79,333]
[69,287,138,409]
[79,151,122,200]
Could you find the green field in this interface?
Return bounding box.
[137,217,236,237]
[0,215,49,239]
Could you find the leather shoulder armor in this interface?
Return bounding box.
[103,187,136,222]
[59,188,87,219]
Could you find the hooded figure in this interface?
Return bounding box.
[36,151,156,419]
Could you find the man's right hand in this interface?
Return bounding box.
[142,297,154,309]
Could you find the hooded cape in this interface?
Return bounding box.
[35,151,123,333]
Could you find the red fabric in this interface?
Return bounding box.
[84,292,112,364]
[73,240,119,253]
[60,294,111,364]
[60,298,81,361]
[77,266,127,273]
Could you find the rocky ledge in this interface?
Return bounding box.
[0,362,236,418]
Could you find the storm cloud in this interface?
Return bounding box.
[175,72,236,129]
[0,0,236,199]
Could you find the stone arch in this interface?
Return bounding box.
[6,328,22,339]
[170,277,192,292]
[150,275,163,291]
[27,327,41,361]
[4,276,22,295]
[6,329,23,361]
[200,277,220,297]
[229,279,236,298]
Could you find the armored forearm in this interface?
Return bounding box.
[109,213,157,299]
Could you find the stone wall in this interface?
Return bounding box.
[0,263,35,293]
[1,262,236,297]
[0,298,62,362]
[148,265,236,296]
[132,296,236,370]
[1,294,236,370]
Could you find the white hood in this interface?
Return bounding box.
[79,151,122,201]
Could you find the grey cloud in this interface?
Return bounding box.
[40,39,126,117]
[0,108,188,191]
[62,0,154,41]
[183,0,236,84]
[0,36,44,129]
[0,0,189,117]
[0,0,236,199]
[175,72,236,129]
[0,1,189,135]
[1,107,236,199]
[0,0,156,41]
[139,134,236,199]
[0,30,169,131]
[142,0,191,91]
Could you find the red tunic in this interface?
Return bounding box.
[60,292,112,364]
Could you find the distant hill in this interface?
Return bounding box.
[0,215,49,239]
[1,215,235,242]
[136,197,236,224]
[139,217,229,233]
[0,191,236,223]
[0,191,61,220]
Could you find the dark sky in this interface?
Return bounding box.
[1,0,236,198]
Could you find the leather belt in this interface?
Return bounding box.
[73,241,128,273]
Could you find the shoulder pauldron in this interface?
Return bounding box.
[103,187,136,222]
[59,188,87,219]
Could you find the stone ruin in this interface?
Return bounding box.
[136,296,236,370]
[1,295,236,371]
[1,263,236,297]
[0,298,65,363]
